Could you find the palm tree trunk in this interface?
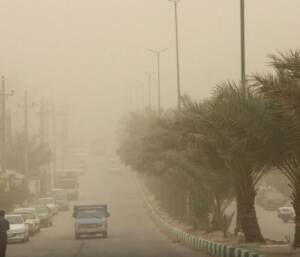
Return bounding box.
[237,185,265,243]
[234,193,242,235]
[293,176,300,248]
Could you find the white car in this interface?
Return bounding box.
[37,197,59,215]
[278,206,295,223]
[14,208,40,233]
[12,210,36,236]
[6,214,30,243]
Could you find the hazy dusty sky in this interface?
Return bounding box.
[0,0,300,139]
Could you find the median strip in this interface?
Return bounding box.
[138,181,265,257]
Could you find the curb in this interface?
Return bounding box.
[140,185,265,257]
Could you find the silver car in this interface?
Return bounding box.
[12,210,36,236]
[14,208,41,233]
[6,214,30,243]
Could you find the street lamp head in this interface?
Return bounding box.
[168,0,181,3]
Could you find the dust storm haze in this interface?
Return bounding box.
[0,0,299,139]
[2,1,300,257]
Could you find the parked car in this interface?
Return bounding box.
[73,204,110,239]
[36,197,59,215]
[278,206,295,223]
[51,188,70,211]
[12,210,36,236]
[31,205,53,227]
[6,214,30,243]
[13,208,40,233]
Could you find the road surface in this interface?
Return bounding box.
[257,205,294,242]
[228,202,294,242]
[7,155,207,257]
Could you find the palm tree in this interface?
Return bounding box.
[178,84,272,243]
[254,50,300,247]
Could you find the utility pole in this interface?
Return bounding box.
[148,49,168,113]
[23,91,30,178]
[0,76,13,174]
[36,99,51,194]
[169,0,182,110]
[240,0,246,87]
[38,100,46,194]
[38,100,46,145]
[60,106,69,165]
[20,91,35,182]
[51,105,57,187]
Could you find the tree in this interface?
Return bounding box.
[254,50,300,247]
[177,84,273,243]
[118,110,235,234]
[7,134,52,177]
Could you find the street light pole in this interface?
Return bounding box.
[1,77,6,175]
[240,0,246,87]
[169,0,182,110]
[148,49,167,113]
[0,76,13,174]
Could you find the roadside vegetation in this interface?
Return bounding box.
[0,134,52,210]
[118,50,300,248]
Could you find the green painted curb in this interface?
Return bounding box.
[140,185,264,257]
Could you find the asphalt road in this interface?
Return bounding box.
[227,202,294,242]
[256,205,294,242]
[7,155,207,257]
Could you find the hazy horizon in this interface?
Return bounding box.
[1,0,300,140]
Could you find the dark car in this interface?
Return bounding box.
[31,205,53,227]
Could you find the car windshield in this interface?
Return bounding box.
[77,209,105,219]
[6,216,23,224]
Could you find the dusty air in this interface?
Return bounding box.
[0,1,299,257]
